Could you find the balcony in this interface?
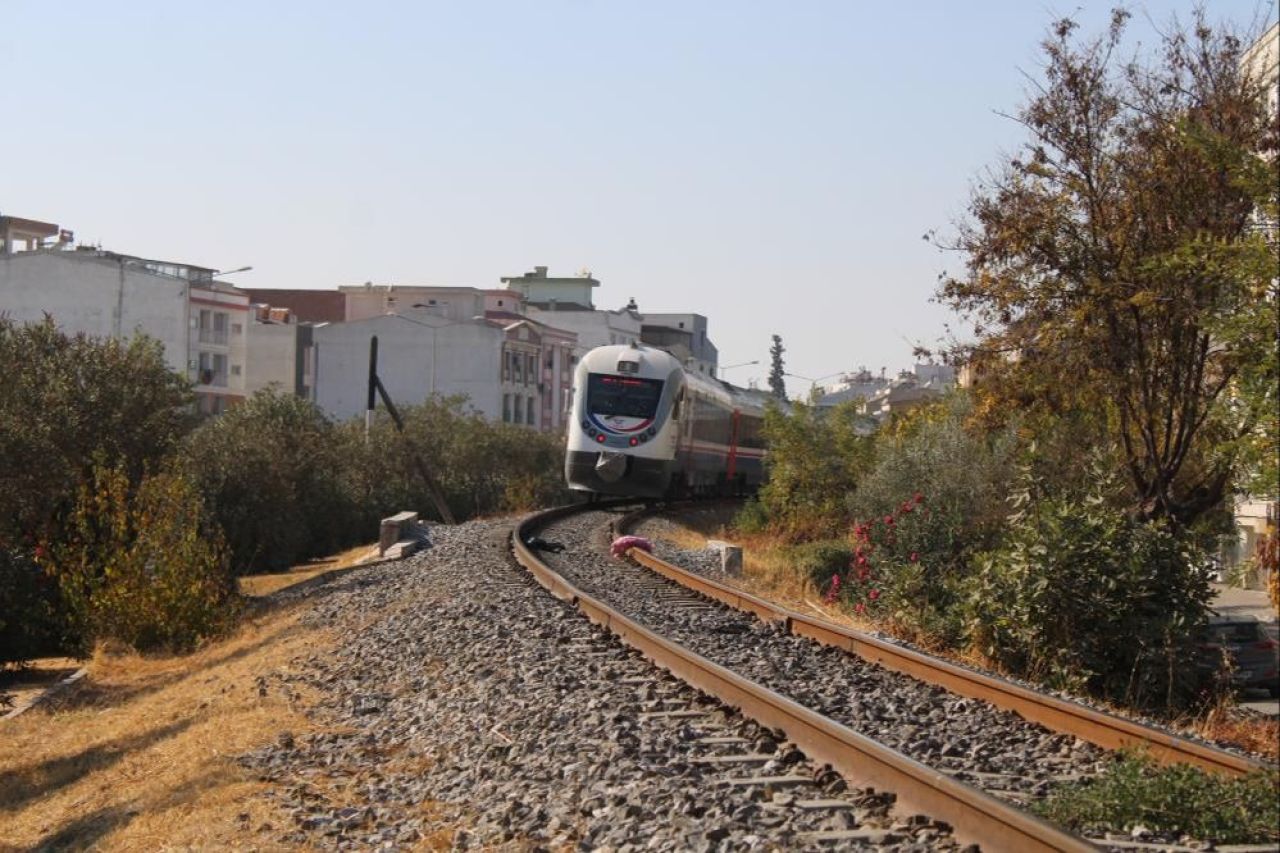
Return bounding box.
[198,327,229,345]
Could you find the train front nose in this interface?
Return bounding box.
[594,451,628,482]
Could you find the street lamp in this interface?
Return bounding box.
[785,370,848,399]
[213,265,253,278]
[719,359,759,379]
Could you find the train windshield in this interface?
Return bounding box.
[587,374,664,419]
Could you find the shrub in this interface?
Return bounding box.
[1036,753,1280,845]
[788,540,855,591]
[841,394,1017,641]
[0,547,64,663]
[43,466,237,654]
[753,400,873,539]
[179,391,361,574]
[0,319,194,658]
[0,318,193,542]
[338,397,571,527]
[967,468,1212,708]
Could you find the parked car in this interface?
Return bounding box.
[1196,617,1280,697]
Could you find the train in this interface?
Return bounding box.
[564,343,774,499]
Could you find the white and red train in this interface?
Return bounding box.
[565,343,772,498]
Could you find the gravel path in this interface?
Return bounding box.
[240,517,964,850]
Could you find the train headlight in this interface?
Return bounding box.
[629,437,639,446]
[595,434,606,443]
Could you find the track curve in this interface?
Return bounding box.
[514,502,1097,853]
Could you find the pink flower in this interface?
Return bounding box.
[914,492,925,504]
[824,574,842,604]
[884,515,894,525]
[910,552,918,563]
[855,602,866,614]
[868,589,880,601]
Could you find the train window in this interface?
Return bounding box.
[672,390,683,421]
[587,374,664,420]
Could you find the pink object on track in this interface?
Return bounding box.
[610,535,653,558]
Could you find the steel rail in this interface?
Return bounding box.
[515,504,1097,853]
[614,507,1267,778]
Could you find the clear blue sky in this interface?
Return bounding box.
[3,1,1273,395]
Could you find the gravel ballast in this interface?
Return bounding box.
[240,517,964,850]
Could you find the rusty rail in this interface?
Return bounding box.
[615,507,1267,778]
[515,504,1098,853]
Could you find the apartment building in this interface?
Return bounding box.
[0,215,251,414]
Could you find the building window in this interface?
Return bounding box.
[198,310,230,345]
[526,396,535,425]
[198,352,228,387]
[513,352,522,384]
[502,349,511,382]
[231,364,242,376]
[502,394,511,423]
[232,323,243,335]
[526,354,536,384]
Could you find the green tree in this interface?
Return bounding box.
[750,400,872,538]
[767,334,787,401]
[936,10,1279,528]
[0,319,193,658]
[0,317,193,543]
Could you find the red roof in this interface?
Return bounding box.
[245,289,345,323]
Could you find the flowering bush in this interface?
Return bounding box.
[966,469,1212,709]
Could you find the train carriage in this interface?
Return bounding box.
[565,343,772,498]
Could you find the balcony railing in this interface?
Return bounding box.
[198,328,229,345]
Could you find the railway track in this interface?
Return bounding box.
[514,502,1274,853]
[614,506,1267,779]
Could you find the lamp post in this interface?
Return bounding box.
[213,265,253,279]
[719,359,759,380]
[784,370,847,399]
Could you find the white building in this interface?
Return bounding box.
[311,311,508,422]
[640,312,719,376]
[0,219,254,414]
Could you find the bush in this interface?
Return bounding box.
[753,400,873,539]
[1036,753,1279,845]
[841,394,1017,641]
[966,468,1212,708]
[0,547,64,663]
[44,466,237,654]
[339,397,571,528]
[789,540,855,591]
[179,391,361,574]
[0,319,194,657]
[0,318,193,541]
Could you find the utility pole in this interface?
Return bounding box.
[366,335,456,524]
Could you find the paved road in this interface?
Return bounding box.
[1210,584,1278,716]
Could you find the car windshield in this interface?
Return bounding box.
[1203,622,1262,644]
[587,374,664,420]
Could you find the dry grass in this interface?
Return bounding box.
[1194,703,1280,762]
[238,542,379,598]
[0,604,330,850]
[651,509,877,634]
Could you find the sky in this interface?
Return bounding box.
[3,0,1274,396]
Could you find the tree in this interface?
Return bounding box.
[0,317,193,543]
[767,334,787,400]
[937,10,1279,528]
